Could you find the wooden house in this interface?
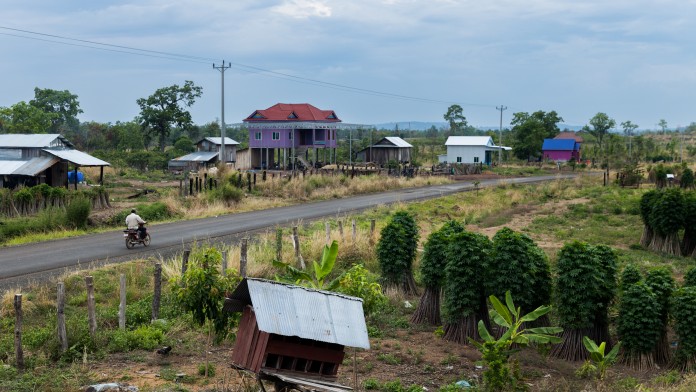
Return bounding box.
[224,278,370,383]
[0,134,110,188]
[355,136,412,165]
[440,136,510,165]
[168,137,239,172]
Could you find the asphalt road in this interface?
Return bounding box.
[0,173,578,290]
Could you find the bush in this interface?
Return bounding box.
[198,363,215,377]
[65,197,91,229]
[209,183,243,206]
[337,264,387,316]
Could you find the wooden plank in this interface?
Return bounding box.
[232,306,255,367]
[261,371,353,392]
[250,331,269,373]
[265,340,345,364]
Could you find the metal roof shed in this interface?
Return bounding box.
[224,278,369,383]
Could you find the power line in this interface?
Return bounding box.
[0,25,497,108]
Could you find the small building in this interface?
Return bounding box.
[554,131,584,143]
[440,136,510,165]
[224,278,370,383]
[241,103,353,170]
[168,136,239,172]
[542,138,581,162]
[0,134,110,188]
[355,136,412,165]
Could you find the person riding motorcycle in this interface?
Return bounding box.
[125,209,147,240]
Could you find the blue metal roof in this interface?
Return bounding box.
[542,138,578,151]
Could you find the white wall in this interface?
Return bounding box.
[445,145,491,164]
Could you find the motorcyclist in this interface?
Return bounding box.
[125,209,147,240]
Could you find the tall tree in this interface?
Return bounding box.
[0,101,58,133]
[658,119,668,134]
[509,110,563,161]
[137,81,203,152]
[584,112,616,163]
[621,120,639,160]
[29,87,82,132]
[443,104,467,136]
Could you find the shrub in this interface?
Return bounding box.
[337,264,387,316]
[198,363,216,377]
[65,197,91,229]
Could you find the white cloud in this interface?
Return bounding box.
[272,0,332,18]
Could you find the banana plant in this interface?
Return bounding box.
[273,240,340,290]
[582,336,621,380]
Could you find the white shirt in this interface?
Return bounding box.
[125,213,146,229]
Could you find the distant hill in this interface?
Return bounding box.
[372,121,585,132]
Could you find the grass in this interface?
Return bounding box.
[6,175,696,390]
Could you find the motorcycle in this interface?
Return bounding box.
[124,223,151,249]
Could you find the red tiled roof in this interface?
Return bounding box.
[243,103,341,122]
[554,131,584,143]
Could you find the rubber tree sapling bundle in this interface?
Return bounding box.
[639,190,659,248]
[442,230,492,344]
[550,241,615,361]
[376,210,420,295]
[649,188,685,255]
[591,244,618,348]
[645,267,675,365]
[682,192,696,256]
[683,267,696,288]
[681,167,695,189]
[617,282,662,369]
[411,220,463,325]
[619,263,643,294]
[671,287,696,370]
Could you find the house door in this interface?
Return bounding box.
[485,151,492,165]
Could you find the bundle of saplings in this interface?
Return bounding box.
[619,263,642,293]
[682,191,696,256]
[645,267,675,365]
[411,220,464,325]
[591,244,618,347]
[485,227,552,328]
[639,189,659,248]
[617,281,662,369]
[442,230,492,344]
[671,287,696,370]
[648,187,685,255]
[683,267,696,288]
[376,210,420,295]
[550,241,617,361]
[681,167,695,189]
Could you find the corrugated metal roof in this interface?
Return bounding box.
[445,136,494,146]
[0,160,29,175]
[200,137,240,145]
[0,134,73,148]
[14,156,59,176]
[43,149,110,166]
[225,278,370,349]
[172,151,219,162]
[542,138,578,151]
[381,137,413,148]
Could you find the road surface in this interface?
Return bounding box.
[0,173,578,289]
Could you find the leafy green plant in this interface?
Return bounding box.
[645,267,675,365]
[581,336,621,380]
[639,189,659,247]
[617,282,661,369]
[273,240,340,290]
[376,211,420,294]
[671,287,696,370]
[471,291,562,392]
[619,263,642,293]
[65,197,91,229]
[684,267,696,288]
[648,188,685,255]
[336,264,386,315]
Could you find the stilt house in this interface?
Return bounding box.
[224,278,370,382]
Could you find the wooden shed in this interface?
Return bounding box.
[224,278,370,383]
[355,136,412,165]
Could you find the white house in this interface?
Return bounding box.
[439,136,511,165]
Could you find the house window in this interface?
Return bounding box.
[255,132,262,141]
[272,132,280,140]
[456,157,462,163]
[289,131,293,140]
[474,157,479,163]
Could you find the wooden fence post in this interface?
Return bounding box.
[152,263,161,321]
[275,228,283,262]
[325,222,331,245]
[57,283,68,352]
[292,226,305,269]
[338,220,344,241]
[119,274,126,330]
[182,250,190,277]
[370,219,376,244]
[240,238,248,278]
[85,276,97,338]
[352,219,357,242]
[14,294,24,371]
[221,251,228,276]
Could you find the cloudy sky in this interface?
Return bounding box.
[1,0,695,130]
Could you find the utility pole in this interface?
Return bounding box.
[213,61,232,163]
[496,105,507,165]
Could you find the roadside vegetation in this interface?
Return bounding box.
[6,174,696,391]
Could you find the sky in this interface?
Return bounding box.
[1,0,695,130]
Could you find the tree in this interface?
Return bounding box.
[0,101,58,133]
[584,113,616,159]
[658,119,668,134]
[509,111,563,160]
[621,120,639,160]
[137,81,203,152]
[443,104,467,136]
[29,87,82,132]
